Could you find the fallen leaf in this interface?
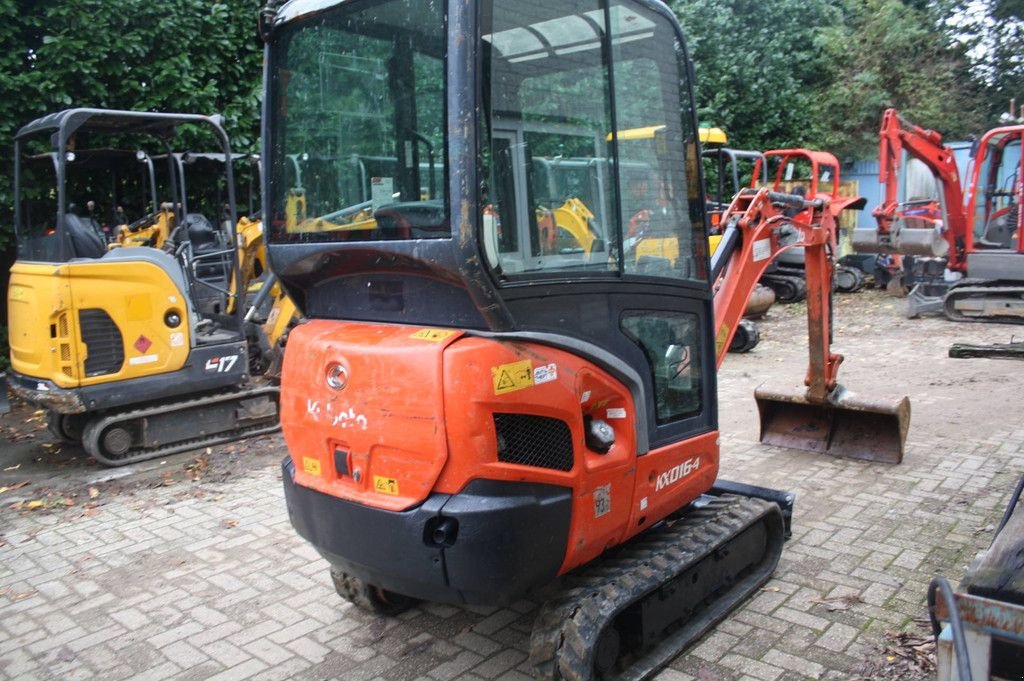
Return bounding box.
[24,500,44,509]
[761,586,781,592]
[88,487,99,499]
[10,590,36,602]
[221,519,239,529]
[0,480,31,495]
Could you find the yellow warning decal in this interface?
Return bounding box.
[374,476,400,495]
[715,323,730,357]
[410,328,457,342]
[492,359,534,395]
[302,456,322,476]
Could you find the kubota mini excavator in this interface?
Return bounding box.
[7,109,280,465]
[260,1,910,678]
[854,108,1024,323]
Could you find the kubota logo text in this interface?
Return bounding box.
[655,457,700,491]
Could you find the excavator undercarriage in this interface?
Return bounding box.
[531,495,784,681]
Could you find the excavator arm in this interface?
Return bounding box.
[868,108,969,270]
[712,187,911,462]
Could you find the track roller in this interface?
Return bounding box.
[46,411,88,444]
[835,265,865,293]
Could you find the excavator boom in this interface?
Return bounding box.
[713,188,911,463]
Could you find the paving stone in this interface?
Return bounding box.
[1,292,1020,680]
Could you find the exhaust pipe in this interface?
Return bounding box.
[755,383,911,464]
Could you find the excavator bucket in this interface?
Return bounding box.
[755,384,911,464]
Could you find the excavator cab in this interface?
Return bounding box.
[7,109,278,465]
[969,128,1023,251]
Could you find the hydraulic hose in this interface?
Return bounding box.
[927,575,972,681]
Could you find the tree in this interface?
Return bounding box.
[0,0,264,247]
[938,0,1024,121]
[812,0,984,155]
[671,0,842,151]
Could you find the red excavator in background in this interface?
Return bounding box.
[854,108,1024,322]
[260,1,910,678]
[751,148,869,301]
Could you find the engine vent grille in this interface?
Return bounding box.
[79,309,124,377]
[494,413,574,472]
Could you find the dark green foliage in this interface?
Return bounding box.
[814,0,984,155]
[671,0,991,156]
[0,0,264,248]
[671,0,842,151]
[938,0,1024,121]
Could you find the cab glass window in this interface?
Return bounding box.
[268,0,448,243]
[480,0,706,282]
[621,311,703,423]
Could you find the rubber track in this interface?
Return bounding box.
[761,274,806,303]
[944,280,1024,324]
[529,495,781,681]
[82,385,280,466]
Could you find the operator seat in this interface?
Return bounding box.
[63,214,107,259]
[978,203,1019,249]
[183,213,221,254]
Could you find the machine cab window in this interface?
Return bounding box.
[480,1,707,283]
[972,131,1022,249]
[267,0,448,242]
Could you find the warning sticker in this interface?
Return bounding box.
[752,238,772,262]
[715,323,731,357]
[374,476,400,496]
[410,328,457,342]
[594,484,611,518]
[302,456,322,476]
[606,407,627,419]
[492,360,534,395]
[533,363,557,385]
[371,176,395,212]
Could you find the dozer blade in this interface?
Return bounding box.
[755,383,911,464]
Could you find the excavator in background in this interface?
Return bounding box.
[160,150,300,374]
[702,145,776,345]
[260,1,910,679]
[752,148,869,301]
[6,109,280,465]
[854,108,1024,323]
[703,146,766,231]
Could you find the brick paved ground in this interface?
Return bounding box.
[1,290,1021,681]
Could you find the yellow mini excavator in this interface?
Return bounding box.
[7,109,280,465]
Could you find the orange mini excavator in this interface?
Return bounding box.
[260,1,910,678]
